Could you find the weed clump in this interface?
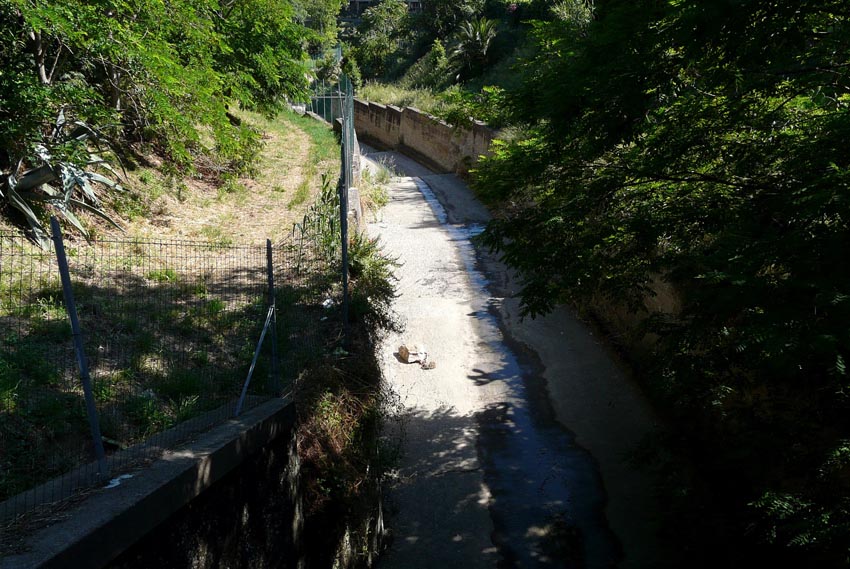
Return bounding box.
[295,227,400,566]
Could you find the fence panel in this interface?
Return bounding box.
[0,232,330,522]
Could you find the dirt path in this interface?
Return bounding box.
[366,148,674,568]
[107,112,329,245]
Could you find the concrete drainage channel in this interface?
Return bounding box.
[1,399,383,569]
[365,146,670,568]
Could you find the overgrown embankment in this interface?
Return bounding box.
[2,101,397,566]
[463,3,850,568]
[1,2,396,562]
[0,0,335,248]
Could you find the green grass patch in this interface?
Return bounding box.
[147,268,178,283]
[288,180,311,209]
[199,225,234,246]
[276,109,339,185]
[358,82,446,115]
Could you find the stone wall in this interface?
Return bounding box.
[353,99,496,176]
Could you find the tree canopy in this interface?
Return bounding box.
[351,0,411,78]
[1,0,318,237]
[474,0,850,565]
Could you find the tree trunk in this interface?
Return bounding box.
[31,30,51,85]
[109,63,122,111]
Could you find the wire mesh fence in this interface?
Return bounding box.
[0,229,337,523]
[309,77,349,124]
[301,70,357,343]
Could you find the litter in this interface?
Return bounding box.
[398,344,436,370]
[322,298,335,309]
[398,344,425,363]
[105,474,133,489]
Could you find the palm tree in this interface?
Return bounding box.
[451,17,498,79]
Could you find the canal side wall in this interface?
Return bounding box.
[353,99,496,176]
[2,396,384,569]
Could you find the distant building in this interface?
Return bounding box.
[347,1,423,16]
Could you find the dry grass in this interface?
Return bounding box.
[0,110,340,247]
[358,82,447,116]
[56,110,342,247]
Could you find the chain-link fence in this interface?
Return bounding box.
[0,228,336,522]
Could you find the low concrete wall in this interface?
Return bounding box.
[107,405,303,569]
[3,396,385,569]
[1,400,298,569]
[353,99,496,176]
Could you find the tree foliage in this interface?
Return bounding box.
[292,0,345,52]
[451,17,499,80]
[0,0,312,237]
[474,0,850,565]
[352,0,411,79]
[420,0,485,38]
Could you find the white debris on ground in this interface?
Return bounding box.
[104,474,133,489]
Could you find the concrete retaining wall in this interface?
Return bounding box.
[1,400,298,569]
[353,99,496,176]
[2,397,385,569]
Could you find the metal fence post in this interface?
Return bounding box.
[266,239,280,392]
[50,217,108,479]
[235,306,275,417]
[339,134,350,347]
[339,74,354,347]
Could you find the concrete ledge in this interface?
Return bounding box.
[1,399,295,569]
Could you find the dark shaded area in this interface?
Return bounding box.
[295,334,389,569]
[470,3,850,566]
[471,303,622,569]
[107,423,304,569]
